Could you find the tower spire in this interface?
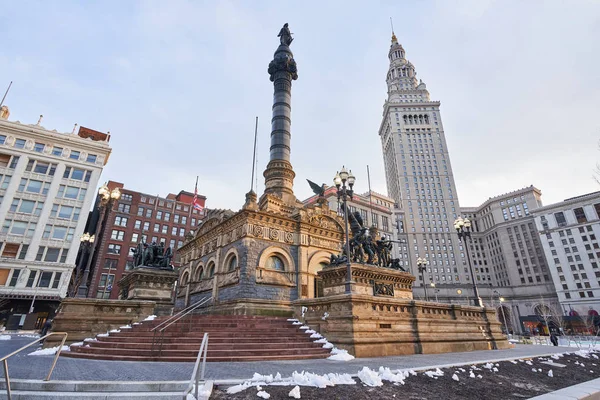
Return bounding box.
[390,17,397,43]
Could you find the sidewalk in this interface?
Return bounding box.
[0,336,576,381]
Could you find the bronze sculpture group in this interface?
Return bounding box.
[329,203,405,271]
[131,240,173,269]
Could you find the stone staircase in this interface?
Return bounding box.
[63,315,330,362]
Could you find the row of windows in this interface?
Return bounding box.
[0,135,97,163]
[6,268,62,288]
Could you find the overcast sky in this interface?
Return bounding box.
[1,1,599,212]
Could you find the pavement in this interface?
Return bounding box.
[0,335,581,382]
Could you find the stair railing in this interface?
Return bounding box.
[181,332,209,400]
[1,332,68,400]
[150,296,212,355]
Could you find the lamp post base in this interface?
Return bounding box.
[76,285,89,298]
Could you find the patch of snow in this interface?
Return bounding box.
[227,382,253,394]
[301,306,307,317]
[510,360,518,364]
[70,342,84,347]
[322,342,334,349]
[142,315,157,321]
[119,325,132,329]
[321,312,329,320]
[28,345,69,356]
[313,338,328,343]
[538,368,542,372]
[357,367,383,387]
[251,373,274,383]
[292,321,302,325]
[0,335,11,341]
[257,390,270,399]
[532,368,537,372]
[287,319,299,322]
[378,367,406,384]
[408,370,416,376]
[483,363,494,370]
[492,368,498,372]
[548,370,553,377]
[97,332,109,337]
[83,337,97,342]
[310,333,323,339]
[304,330,316,334]
[299,326,309,330]
[109,329,120,333]
[477,374,482,379]
[525,361,533,366]
[469,371,476,378]
[288,386,301,399]
[17,334,39,338]
[458,368,466,372]
[132,322,141,326]
[275,373,282,381]
[452,373,459,382]
[328,348,354,361]
[424,368,444,378]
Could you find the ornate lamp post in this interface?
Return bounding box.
[494,290,509,334]
[430,282,439,302]
[77,184,121,297]
[334,166,356,294]
[454,216,482,307]
[70,233,95,297]
[416,256,429,301]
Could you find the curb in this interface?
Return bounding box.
[528,377,600,400]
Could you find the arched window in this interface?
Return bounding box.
[196,267,204,281]
[207,262,215,278]
[228,255,238,272]
[181,271,190,285]
[267,255,285,271]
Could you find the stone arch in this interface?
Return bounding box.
[258,246,295,272]
[204,256,217,279]
[194,261,205,281]
[180,269,191,285]
[221,247,240,273]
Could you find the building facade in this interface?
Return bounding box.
[378,33,466,287]
[0,110,111,329]
[533,191,600,317]
[84,180,206,299]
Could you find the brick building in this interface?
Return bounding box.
[85,180,206,299]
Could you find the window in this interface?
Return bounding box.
[555,212,567,227]
[43,225,75,241]
[18,244,28,260]
[382,216,389,232]
[114,216,128,227]
[107,244,121,254]
[0,135,5,145]
[117,203,130,213]
[574,208,587,223]
[69,150,80,160]
[86,154,97,163]
[33,142,45,152]
[44,248,60,262]
[26,160,57,176]
[52,147,63,156]
[161,225,168,234]
[63,167,91,182]
[14,139,26,149]
[171,226,177,235]
[111,230,125,240]
[51,272,62,289]
[104,259,118,270]
[98,273,115,289]
[137,207,144,216]
[0,153,19,169]
[174,215,180,223]
[8,269,20,286]
[134,220,141,229]
[18,178,50,195]
[153,223,160,232]
[267,255,284,271]
[26,270,38,287]
[121,193,132,202]
[143,222,149,231]
[0,174,11,190]
[156,211,163,220]
[50,204,81,221]
[57,185,87,200]
[179,228,185,236]
[181,216,187,225]
[164,212,170,222]
[10,199,44,216]
[145,209,152,218]
[2,219,37,237]
[1,243,19,258]
[228,256,238,271]
[131,233,139,243]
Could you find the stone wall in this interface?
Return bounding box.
[45,298,155,347]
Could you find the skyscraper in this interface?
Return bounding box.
[379,33,467,289]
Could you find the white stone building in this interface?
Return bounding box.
[0,109,111,329]
[533,191,600,317]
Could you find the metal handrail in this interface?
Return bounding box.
[151,297,212,355]
[150,296,211,333]
[1,332,68,400]
[182,332,209,400]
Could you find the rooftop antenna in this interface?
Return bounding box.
[390,17,395,35]
[0,81,13,108]
[250,116,259,192]
[71,123,78,134]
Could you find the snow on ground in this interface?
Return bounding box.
[357,367,383,387]
[18,334,40,338]
[119,325,132,329]
[0,335,11,340]
[109,329,121,333]
[328,348,354,361]
[142,315,157,321]
[226,371,356,394]
[28,345,69,356]
[97,332,110,337]
[288,386,301,399]
[256,390,270,399]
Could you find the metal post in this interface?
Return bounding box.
[499,301,508,334]
[435,289,439,303]
[420,269,429,301]
[3,359,11,400]
[462,236,481,307]
[342,192,353,294]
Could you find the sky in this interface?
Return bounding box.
[1,0,599,212]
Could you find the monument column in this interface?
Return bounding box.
[262,23,298,205]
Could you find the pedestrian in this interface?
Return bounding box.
[40,318,52,337]
[550,331,558,346]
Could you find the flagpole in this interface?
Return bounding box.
[250,117,258,192]
[0,81,12,108]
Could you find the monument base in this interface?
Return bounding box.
[293,263,510,357]
[45,298,155,347]
[118,266,178,316]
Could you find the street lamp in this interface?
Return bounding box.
[76,183,121,297]
[416,256,429,301]
[430,282,439,302]
[70,233,95,297]
[334,166,356,294]
[454,217,482,307]
[493,290,509,334]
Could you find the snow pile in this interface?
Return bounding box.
[185,384,211,400]
[378,367,407,384]
[119,325,132,329]
[492,367,498,372]
[357,367,383,387]
[299,326,310,330]
[532,368,537,372]
[305,329,316,334]
[142,315,157,321]
[310,333,323,339]
[548,370,553,377]
[0,335,11,341]
[257,390,270,399]
[97,332,110,337]
[109,329,121,333]
[28,345,69,356]
[477,374,482,379]
[287,318,299,322]
[301,306,307,317]
[226,371,356,394]
[83,337,97,342]
[525,361,533,366]
[328,348,354,361]
[424,368,444,379]
[483,363,494,370]
[452,373,459,382]
[70,342,84,347]
[469,371,476,378]
[18,334,39,338]
[321,312,329,320]
[292,321,302,325]
[288,385,301,398]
